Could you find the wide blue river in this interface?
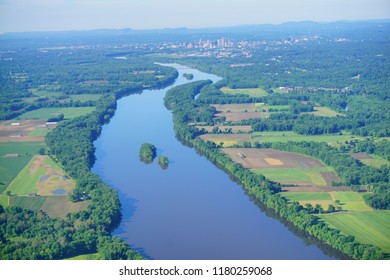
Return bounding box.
[92,64,342,260]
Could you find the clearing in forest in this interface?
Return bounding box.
[305,106,345,117]
[220,87,269,97]
[351,153,389,168]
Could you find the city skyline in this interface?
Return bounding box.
[0,0,389,34]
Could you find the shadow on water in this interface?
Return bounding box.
[113,189,138,236]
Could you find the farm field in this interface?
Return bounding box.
[224,148,342,186]
[332,192,373,212]
[9,196,47,211]
[63,94,103,102]
[28,128,49,137]
[255,103,290,112]
[305,106,345,117]
[212,103,257,113]
[0,142,46,193]
[41,196,89,218]
[0,156,32,193]
[0,142,45,156]
[31,88,63,99]
[280,191,333,209]
[220,87,269,97]
[0,195,8,207]
[252,167,333,186]
[351,153,389,168]
[6,155,76,196]
[195,125,252,133]
[250,131,364,146]
[0,120,48,142]
[199,134,251,147]
[15,107,96,120]
[215,111,264,122]
[280,191,371,211]
[320,211,390,253]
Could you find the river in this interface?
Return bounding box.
[92,64,341,260]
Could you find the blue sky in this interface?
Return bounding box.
[0,0,389,33]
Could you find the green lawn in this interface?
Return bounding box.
[360,154,389,168]
[332,192,372,212]
[280,192,332,201]
[320,211,390,253]
[6,156,45,195]
[251,131,364,146]
[220,87,269,97]
[15,107,95,120]
[251,167,332,185]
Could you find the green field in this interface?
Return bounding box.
[0,142,46,193]
[0,142,45,156]
[320,211,390,253]
[28,128,50,137]
[9,196,47,211]
[41,196,89,218]
[66,253,101,260]
[332,192,372,212]
[6,156,45,195]
[15,107,96,120]
[0,195,8,207]
[220,87,269,97]
[360,154,389,168]
[305,106,345,117]
[251,167,332,185]
[0,156,32,193]
[280,192,332,201]
[67,94,102,102]
[255,104,290,112]
[251,131,364,146]
[31,89,63,99]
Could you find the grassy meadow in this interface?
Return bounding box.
[320,211,390,253]
[251,131,364,146]
[15,107,95,120]
[220,87,269,97]
[251,167,332,186]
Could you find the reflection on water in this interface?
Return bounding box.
[92,64,340,260]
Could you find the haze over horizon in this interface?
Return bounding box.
[0,0,389,34]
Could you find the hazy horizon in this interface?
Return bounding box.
[0,0,389,34]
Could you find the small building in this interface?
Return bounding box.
[4,154,20,158]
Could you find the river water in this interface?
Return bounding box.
[92,64,339,260]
